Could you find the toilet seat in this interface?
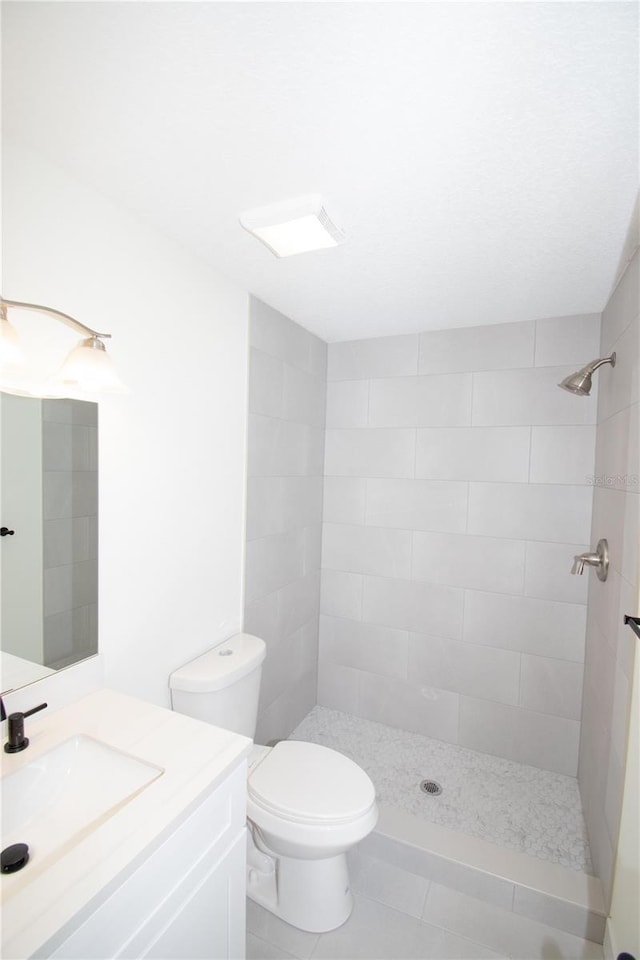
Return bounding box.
[248,740,376,826]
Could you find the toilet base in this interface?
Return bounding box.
[247,829,354,933]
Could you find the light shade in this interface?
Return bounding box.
[0,315,24,366]
[239,195,345,258]
[48,336,128,395]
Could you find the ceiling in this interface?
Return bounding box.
[3,2,638,342]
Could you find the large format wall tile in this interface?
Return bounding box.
[368,374,473,427]
[468,482,592,543]
[524,540,590,604]
[322,522,412,579]
[328,334,419,380]
[472,367,598,426]
[529,426,596,485]
[325,427,416,478]
[534,314,601,368]
[320,568,364,620]
[519,654,584,721]
[458,697,580,776]
[600,247,639,354]
[323,477,367,524]
[365,478,468,533]
[411,531,526,595]
[408,634,521,706]
[418,320,535,375]
[578,247,639,906]
[245,298,327,742]
[320,615,409,680]
[416,427,530,482]
[362,576,464,638]
[325,380,369,428]
[318,312,601,774]
[462,591,587,661]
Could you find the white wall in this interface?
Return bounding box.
[2,141,249,707]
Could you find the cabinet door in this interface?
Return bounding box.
[135,833,246,960]
[43,765,247,960]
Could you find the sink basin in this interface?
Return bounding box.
[1,736,163,868]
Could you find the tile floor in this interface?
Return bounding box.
[290,708,592,873]
[245,852,604,960]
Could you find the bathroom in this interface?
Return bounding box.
[0,3,638,960]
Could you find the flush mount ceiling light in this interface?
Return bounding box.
[239,195,345,258]
[0,297,127,399]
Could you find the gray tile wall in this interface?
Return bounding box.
[578,248,639,904]
[42,399,98,669]
[319,314,601,776]
[244,298,327,744]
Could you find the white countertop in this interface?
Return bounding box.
[0,688,252,958]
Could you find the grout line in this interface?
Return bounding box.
[517,651,523,708]
[470,370,476,427]
[322,420,599,431]
[464,481,471,533]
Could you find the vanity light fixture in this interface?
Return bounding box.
[0,297,127,398]
[239,195,345,258]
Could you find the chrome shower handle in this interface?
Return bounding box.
[571,539,609,581]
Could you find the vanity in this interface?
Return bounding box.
[0,689,251,959]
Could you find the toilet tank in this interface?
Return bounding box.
[169,633,266,738]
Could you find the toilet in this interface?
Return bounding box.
[169,633,378,933]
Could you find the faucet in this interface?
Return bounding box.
[4,702,48,753]
[571,539,609,581]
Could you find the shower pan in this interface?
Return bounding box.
[290,707,607,943]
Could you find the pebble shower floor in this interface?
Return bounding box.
[290,706,592,874]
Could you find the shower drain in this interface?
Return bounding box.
[419,779,442,796]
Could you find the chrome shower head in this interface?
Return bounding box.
[558,353,616,396]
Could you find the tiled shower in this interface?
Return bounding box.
[320,313,598,777]
[244,249,639,911]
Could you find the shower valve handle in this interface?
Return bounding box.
[571,539,609,582]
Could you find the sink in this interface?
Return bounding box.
[1,735,163,868]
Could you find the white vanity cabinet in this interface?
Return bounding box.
[39,762,247,960]
[0,691,252,960]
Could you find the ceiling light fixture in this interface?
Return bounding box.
[0,297,127,399]
[239,195,345,258]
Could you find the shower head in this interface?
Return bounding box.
[558,353,616,396]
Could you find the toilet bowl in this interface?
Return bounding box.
[246,741,377,931]
[169,634,378,933]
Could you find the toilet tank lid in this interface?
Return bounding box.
[169,633,266,693]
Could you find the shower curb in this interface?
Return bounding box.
[360,803,607,944]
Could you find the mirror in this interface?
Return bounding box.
[0,392,98,692]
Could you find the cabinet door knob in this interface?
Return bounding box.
[0,527,15,537]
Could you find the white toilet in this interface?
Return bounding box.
[169,633,378,933]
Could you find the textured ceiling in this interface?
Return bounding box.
[3,2,638,341]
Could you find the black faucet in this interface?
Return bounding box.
[4,702,48,753]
